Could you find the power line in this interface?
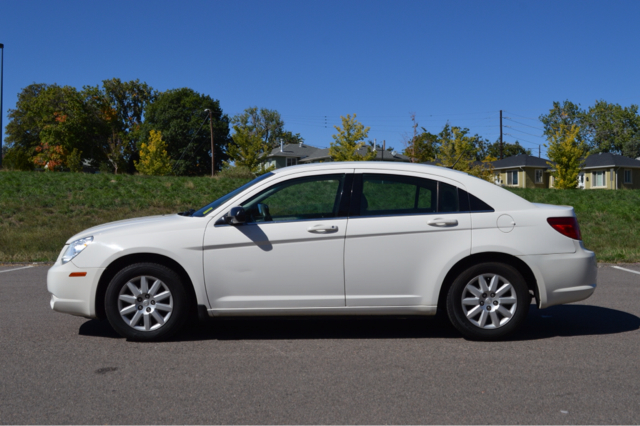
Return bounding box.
[503,126,542,138]
[503,133,541,147]
[503,110,540,120]
[503,118,544,130]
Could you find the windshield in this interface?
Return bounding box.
[192,173,274,217]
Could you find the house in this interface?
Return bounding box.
[580,152,640,190]
[265,142,410,168]
[491,154,553,188]
[263,143,318,169]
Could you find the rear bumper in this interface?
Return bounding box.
[520,245,597,309]
[47,261,104,319]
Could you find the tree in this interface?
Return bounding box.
[5,83,105,168]
[480,140,531,159]
[545,124,588,189]
[33,142,66,171]
[3,80,154,173]
[134,130,172,176]
[435,124,494,180]
[231,107,288,150]
[280,130,304,145]
[582,100,640,157]
[539,100,588,145]
[404,114,438,162]
[329,114,375,161]
[226,125,274,174]
[143,88,230,176]
[2,146,33,170]
[67,149,83,172]
[539,99,640,158]
[405,130,440,163]
[4,83,49,156]
[100,78,157,173]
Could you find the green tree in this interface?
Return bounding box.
[227,125,273,174]
[143,88,230,176]
[135,130,172,176]
[404,128,440,162]
[435,124,494,180]
[329,114,375,161]
[545,124,588,189]
[67,148,83,172]
[2,147,34,170]
[582,100,640,157]
[539,99,640,158]
[4,81,155,173]
[4,83,49,156]
[5,83,107,168]
[539,100,588,145]
[480,140,531,159]
[280,130,304,145]
[231,107,289,150]
[100,78,157,173]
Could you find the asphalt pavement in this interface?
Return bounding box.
[0,263,639,424]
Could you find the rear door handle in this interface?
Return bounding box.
[427,218,458,227]
[307,224,339,233]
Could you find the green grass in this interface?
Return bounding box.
[1,171,638,263]
[508,188,640,263]
[0,171,250,262]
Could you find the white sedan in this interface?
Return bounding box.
[48,162,597,341]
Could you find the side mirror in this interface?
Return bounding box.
[224,206,247,225]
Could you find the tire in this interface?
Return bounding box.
[105,263,189,341]
[446,262,530,341]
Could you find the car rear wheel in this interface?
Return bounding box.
[446,262,530,340]
[105,263,189,341]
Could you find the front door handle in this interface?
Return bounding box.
[307,224,339,233]
[428,218,458,227]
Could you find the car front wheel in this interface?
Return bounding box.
[105,263,189,341]
[446,262,530,340]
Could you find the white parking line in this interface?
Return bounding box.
[0,266,34,274]
[612,266,640,276]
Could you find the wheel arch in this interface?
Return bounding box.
[95,253,198,321]
[437,252,539,311]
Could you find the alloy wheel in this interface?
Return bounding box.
[461,273,517,329]
[117,275,173,332]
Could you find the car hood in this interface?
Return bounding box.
[65,214,204,244]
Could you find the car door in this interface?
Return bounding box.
[203,170,353,310]
[344,171,472,307]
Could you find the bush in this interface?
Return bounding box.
[3,147,34,171]
[217,166,256,180]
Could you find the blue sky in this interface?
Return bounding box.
[1,0,639,157]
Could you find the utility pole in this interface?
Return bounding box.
[499,109,503,160]
[538,145,541,158]
[382,140,385,161]
[0,43,4,169]
[205,109,214,177]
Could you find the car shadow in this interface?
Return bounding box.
[78,304,640,342]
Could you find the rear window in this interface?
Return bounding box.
[458,189,494,212]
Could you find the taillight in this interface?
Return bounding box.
[547,217,582,240]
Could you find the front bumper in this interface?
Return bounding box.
[521,244,597,309]
[47,260,104,319]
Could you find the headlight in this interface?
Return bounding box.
[61,236,93,264]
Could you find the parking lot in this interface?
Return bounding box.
[1,264,639,424]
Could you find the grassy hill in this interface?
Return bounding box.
[0,171,250,263]
[1,171,638,263]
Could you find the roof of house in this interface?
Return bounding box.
[267,143,318,158]
[582,152,640,169]
[298,147,330,162]
[491,154,553,170]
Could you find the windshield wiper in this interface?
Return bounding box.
[177,208,195,217]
